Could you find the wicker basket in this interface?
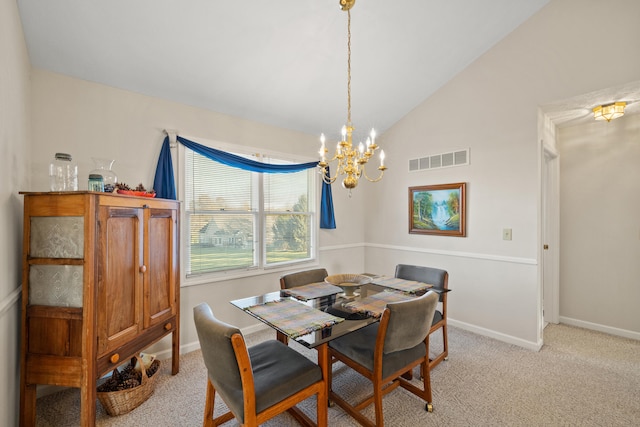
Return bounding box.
[97,356,159,416]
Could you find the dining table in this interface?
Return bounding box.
[229,274,450,422]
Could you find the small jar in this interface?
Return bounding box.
[89,158,117,192]
[88,174,104,192]
[49,153,78,191]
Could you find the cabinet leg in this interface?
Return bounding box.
[171,329,179,375]
[20,383,37,427]
[80,381,97,427]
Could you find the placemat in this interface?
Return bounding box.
[342,291,415,318]
[245,299,344,338]
[372,276,434,294]
[281,281,344,301]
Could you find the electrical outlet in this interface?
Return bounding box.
[503,228,512,241]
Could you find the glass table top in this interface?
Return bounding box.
[231,281,439,349]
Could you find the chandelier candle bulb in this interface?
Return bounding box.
[380,150,385,167]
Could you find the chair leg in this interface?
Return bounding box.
[428,323,449,370]
[204,378,235,427]
[442,323,448,360]
[421,359,433,412]
[203,379,215,427]
[373,377,384,427]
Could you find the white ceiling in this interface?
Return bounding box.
[18,0,570,137]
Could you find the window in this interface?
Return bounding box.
[183,144,316,276]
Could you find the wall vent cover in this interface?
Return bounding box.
[409,148,469,172]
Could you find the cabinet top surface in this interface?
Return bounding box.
[20,191,180,203]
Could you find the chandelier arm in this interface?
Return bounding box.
[361,164,386,183]
[321,166,339,184]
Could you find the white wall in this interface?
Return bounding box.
[559,114,640,335]
[0,0,31,424]
[364,0,640,347]
[28,69,367,352]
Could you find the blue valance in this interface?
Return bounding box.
[153,135,336,228]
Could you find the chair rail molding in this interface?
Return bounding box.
[363,242,537,265]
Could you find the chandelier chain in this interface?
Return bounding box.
[347,9,351,125]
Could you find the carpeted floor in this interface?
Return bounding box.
[35,324,640,426]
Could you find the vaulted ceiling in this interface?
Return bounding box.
[18,0,555,137]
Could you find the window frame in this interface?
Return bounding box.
[177,138,319,286]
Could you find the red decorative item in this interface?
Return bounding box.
[117,190,156,198]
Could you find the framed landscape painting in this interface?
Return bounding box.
[409,182,466,237]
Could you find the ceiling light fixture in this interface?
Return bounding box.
[593,101,626,122]
[318,0,386,196]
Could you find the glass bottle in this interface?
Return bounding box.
[89,158,118,192]
[49,153,78,191]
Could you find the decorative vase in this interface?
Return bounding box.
[89,158,118,192]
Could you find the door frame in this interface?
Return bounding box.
[542,144,560,325]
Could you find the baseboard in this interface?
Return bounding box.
[559,316,640,341]
[448,318,543,351]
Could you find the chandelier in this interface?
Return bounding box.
[318,0,386,196]
[592,101,626,122]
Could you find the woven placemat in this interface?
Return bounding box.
[281,281,343,301]
[246,298,344,338]
[372,276,433,294]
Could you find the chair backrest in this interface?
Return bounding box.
[193,303,245,419]
[382,291,439,354]
[280,268,328,289]
[395,264,448,301]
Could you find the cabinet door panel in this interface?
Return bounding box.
[97,207,143,356]
[144,208,177,327]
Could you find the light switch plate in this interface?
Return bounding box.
[503,228,512,241]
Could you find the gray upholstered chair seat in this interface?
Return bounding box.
[329,323,426,379]
[248,340,322,414]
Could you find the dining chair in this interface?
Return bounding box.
[193,303,327,427]
[280,268,329,289]
[395,264,449,369]
[278,268,329,344]
[328,291,439,427]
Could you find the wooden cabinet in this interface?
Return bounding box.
[19,192,180,426]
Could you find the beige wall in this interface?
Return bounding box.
[0,0,31,424]
[364,0,640,346]
[559,114,640,334]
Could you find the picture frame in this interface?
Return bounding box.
[409,182,466,237]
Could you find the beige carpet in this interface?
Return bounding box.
[36,324,640,426]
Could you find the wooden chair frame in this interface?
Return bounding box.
[328,308,433,427]
[203,333,327,427]
[429,271,448,369]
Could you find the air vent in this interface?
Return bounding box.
[409,148,470,172]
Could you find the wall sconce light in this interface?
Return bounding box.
[593,101,626,122]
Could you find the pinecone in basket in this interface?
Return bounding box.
[116,378,141,390]
[145,360,160,378]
